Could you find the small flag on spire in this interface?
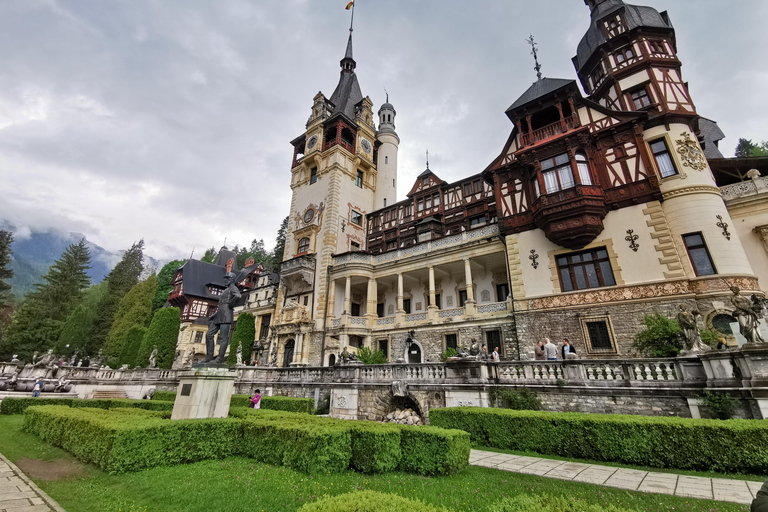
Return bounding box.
[345,1,354,10]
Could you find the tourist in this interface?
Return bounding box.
[543,338,557,360]
[492,347,500,362]
[32,379,44,398]
[250,389,261,409]
[561,339,576,359]
[534,341,546,360]
[717,338,728,350]
[753,477,768,512]
[481,345,489,361]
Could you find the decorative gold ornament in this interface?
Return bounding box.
[675,132,707,171]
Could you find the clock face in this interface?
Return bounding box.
[361,138,372,154]
[307,135,318,150]
[304,209,315,224]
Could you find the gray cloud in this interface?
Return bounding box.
[0,0,765,261]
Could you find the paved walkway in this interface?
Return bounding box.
[470,449,760,505]
[0,454,64,512]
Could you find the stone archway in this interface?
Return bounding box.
[404,340,423,364]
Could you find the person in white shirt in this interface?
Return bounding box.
[543,338,558,360]
[492,347,500,362]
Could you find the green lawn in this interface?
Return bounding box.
[0,416,750,512]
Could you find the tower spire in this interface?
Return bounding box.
[340,1,356,73]
[526,35,543,81]
[426,150,430,170]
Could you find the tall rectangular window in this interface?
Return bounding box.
[650,139,678,178]
[310,167,317,184]
[683,233,717,276]
[417,198,424,212]
[557,247,616,292]
[540,153,574,194]
[496,283,509,302]
[458,289,467,307]
[378,339,389,359]
[402,299,411,314]
[445,334,457,351]
[350,210,362,226]
[376,303,384,318]
[356,170,364,188]
[259,314,271,340]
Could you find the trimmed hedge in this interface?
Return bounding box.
[24,405,243,473]
[297,491,451,512]
[151,391,177,402]
[2,397,174,415]
[24,406,470,476]
[430,407,768,474]
[1,398,74,415]
[397,425,470,475]
[489,494,637,512]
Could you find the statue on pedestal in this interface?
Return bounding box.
[731,286,765,343]
[33,350,55,369]
[235,343,243,366]
[677,305,711,355]
[148,346,158,368]
[203,272,242,364]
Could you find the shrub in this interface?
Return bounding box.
[357,346,387,365]
[137,307,180,369]
[429,407,768,474]
[241,414,351,474]
[103,275,157,361]
[297,491,451,512]
[632,313,681,357]
[1,397,74,415]
[490,387,542,411]
[228,312,255,365]
[348,422,401,473]
[397,425,470,475]
[230,394,315,414]
[490,494,636,512]
[151,390,177,402]
[440,347,457,362]
[69,398,174,412]
[700,328,724,348]
[700,390,739,420]
[119,325,147,368]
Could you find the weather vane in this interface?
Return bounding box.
[346,0,355,34]
[426,149,430,170]
[526,35,543,80]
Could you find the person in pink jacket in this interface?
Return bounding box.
[249,389,261,409]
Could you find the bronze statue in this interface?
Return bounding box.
[204,272,242,363]
[677,305,710,355]
[731,286,765,344]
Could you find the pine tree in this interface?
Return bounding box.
[137,307,180,369]
[119,325,147,368]
[152,260,183,312]
[89,240,144,354]
[236,312,255,364]
[0,239,91,359]
[55,304,96,356]
[273,216,289,265]
[102,275,157,361]
[0,230,14,344]
[201,247,217,263]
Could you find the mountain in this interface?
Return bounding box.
[2,225,161,298]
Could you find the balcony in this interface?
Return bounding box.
[280,254,316,295]
[531,184,608,250]
[521,115,578,147]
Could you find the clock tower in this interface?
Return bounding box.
[272,31,398,367]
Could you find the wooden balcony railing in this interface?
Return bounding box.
[521,115,578,146]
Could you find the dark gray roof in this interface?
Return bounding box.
[213,247,239,272]
[506,78,575,113]
[574,1,674,73]
[344,33,353,60]
[329,73,363,120]
[698,118,726,159]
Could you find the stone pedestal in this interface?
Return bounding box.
[171,367,236,420]
[445,359,488,384]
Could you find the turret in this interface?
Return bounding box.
[375,96,399,209]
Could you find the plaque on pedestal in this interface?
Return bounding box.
[171,367,236,420]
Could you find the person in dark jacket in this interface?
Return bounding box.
[534,341,546,360]
[561,339,576,359]
[753,477,768,512]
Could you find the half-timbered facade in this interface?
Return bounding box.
[264,0,761,367]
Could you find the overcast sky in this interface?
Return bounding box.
[1,0,766,262]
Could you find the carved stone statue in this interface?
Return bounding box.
[340,346,359,364]
[183,347,195,367]
[148,346,158,368]
[235,343,243,366]
[33,350,56,368]
[54,376,69,392]
[90,349,103,368]
[204,272,242,364]
[677,305,710,355]
[731,286,765,343]
[469,338,481,357]
[68,350,80,366]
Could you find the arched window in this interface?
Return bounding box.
[575,152,592,185]
[297,237,310,254]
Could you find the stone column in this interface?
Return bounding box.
[292,332,304,365]
[344,276,352,315]
[428,266,437,312]
[463,258,477,316]
[365,277,378,327]
[327,278,336,321]
[397,273,404,312]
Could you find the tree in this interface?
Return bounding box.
[226,312,255,365]
[735,138,768,158]
[55,304,96,356]
[152,260,184,312]
[632,313,682,358]
[201,247,217,263]
[0,239,91,359]
[90,240,144,354]
[273,216,289,265]
[0,230,14,344]
[102,275,157,361]
[119,325,148,368]
[138,307,180,369]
